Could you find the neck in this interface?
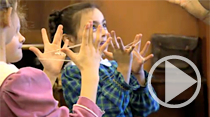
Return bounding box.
[0,30,6,62]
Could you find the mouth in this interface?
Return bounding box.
[18,45,22,49]
[100,41,106,46]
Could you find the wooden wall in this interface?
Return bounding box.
[20,0,81,44]
[21,0,200,71]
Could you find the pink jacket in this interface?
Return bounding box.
[0,64,104,117]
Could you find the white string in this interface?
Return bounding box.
[44,44,81,54]
[38,40,144,62]
[38,58,72,62]
[124,41,134,48]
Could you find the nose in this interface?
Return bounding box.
[19,33,25,43]
[101,27,108,39]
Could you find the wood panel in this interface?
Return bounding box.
[205,24,210,117]
[20,0,82,44]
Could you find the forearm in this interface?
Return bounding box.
[80,70,99,103]
[202,11,210,25]
[0,32,6,62]
[183,0,209,20]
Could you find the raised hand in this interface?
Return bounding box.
[104,31,135,84]
[29,25,67,85]
[131,34,153,74]
[61,21,111,74]
[128,34,154,86]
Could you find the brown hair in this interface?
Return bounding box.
[0,0,26,29]
[49,2,99,42]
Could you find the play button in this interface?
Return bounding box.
[148,55,201,108]
[165,61,197,102]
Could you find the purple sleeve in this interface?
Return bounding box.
[0,67,104,117]
[70,97,105,117]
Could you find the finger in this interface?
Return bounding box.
[29,47,43,58]
[89,21,93,45]
[107,33,114,50]
[62,39,69,49]
[81,22,90,47]
[167,0,180,4]
[128,45,135,54]
[103,51,114,59]
[111,31,119,49]
[110,39,115,49]
[100,37,112,54]
[95,25,102,49]
[61,47,75,61]
[41,28,50,46]
[133,34,140,52]
[143,54,154,63]
[117,37,125,52]
[136,34,142,52]
[140,41,151,56]
[52,25,63,45]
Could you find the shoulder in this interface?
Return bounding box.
[109,60,118,68]
[1,67,52,92]
[61,64,81,81]
[63,64,80,73]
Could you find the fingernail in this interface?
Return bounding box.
[98,25,102,29]
[86,23,90,28]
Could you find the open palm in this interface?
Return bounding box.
[29,25,66,77]
[131,34,154,74]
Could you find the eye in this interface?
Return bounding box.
[92,24,97,32]
[103,23,107,28]
[103,23,107,29]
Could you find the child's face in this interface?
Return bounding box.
[6,13,25,63]
[76,8,108,47]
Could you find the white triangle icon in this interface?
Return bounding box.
[165,61,197,103]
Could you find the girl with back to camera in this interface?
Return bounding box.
[0,0,108,116]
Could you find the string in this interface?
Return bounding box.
[38,40,144,62]
[124,39,141,48]
[44,44,81,54]
[38,58,72,62]
[124,40,143,61]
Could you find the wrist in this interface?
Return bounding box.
[117,65,132,84]
[43,68,58,77]
[81,69,99,81]
[117,64,130,72]
[132,71,146,86]
[132,69,144,75]
[43,69,57,85]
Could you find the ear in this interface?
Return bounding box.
[0,7,12,28]
[62,34,76,46]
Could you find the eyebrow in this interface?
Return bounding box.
[93,19,106,24]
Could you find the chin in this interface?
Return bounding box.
[10,55,23,63]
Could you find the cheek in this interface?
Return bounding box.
[92,33,97,42]
[76,30,83,42]
[5,29,16,44]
